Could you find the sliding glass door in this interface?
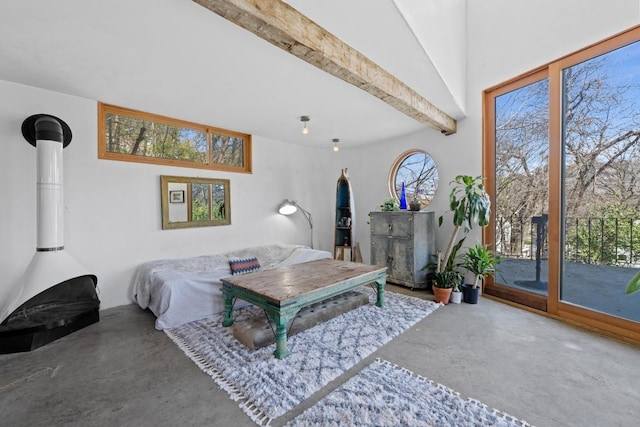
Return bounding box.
[560,39,640,323]
[487,73,550,310]
[484,27,640,341]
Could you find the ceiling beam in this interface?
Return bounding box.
[192,0,457,135]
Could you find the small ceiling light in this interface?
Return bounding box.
[300,116,310,134]
[332,138,340,152]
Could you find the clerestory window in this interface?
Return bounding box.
[98,103,251,173]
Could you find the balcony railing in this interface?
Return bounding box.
[496,215,640,267]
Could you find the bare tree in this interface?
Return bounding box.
[495,78,550,255]
[563,58,640,216]
[495,55,640,259]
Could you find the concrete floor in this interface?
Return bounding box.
[1,285,639,427]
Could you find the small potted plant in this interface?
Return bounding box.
[409,187,422,211]
[409,196,422,211]
[380,198,400,211]
[432,269,462,304]
[460,243,501,303]
[450,283,463,304]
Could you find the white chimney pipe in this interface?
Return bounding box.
[35,116,64,250]
[0,115,96,323]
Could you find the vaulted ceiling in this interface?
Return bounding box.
[0,0,466,149]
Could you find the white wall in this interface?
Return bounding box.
[466,0,639,92]
[0,80,334,310]
[394,0,467,115]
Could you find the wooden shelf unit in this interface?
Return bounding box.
[334,169,356,261]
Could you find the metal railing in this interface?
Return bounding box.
[496,215,640,267]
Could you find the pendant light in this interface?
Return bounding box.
[300,116,310,134]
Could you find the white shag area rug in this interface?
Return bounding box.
[287,358,534,427]
[165,287,438,425]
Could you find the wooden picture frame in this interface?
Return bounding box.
[169,190,185,203]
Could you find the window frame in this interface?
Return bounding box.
[98,103,252,174]
[160,175,231,230]
[387,149,439,209]
[483,25,640,344]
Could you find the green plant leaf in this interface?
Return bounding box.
[625,271,640,295]
[453,207,465,227]
[438,175,492,271]
[447,237,466,269]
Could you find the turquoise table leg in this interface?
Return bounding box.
[274,322,289,359]
[270,311,296,359]
[375,277,386,307]
[222,290,234,327]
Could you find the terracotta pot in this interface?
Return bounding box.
[432,286,452,304]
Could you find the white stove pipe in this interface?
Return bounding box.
[0,115,96,324]
[36,117,64,250]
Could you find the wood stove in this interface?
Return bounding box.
[0,114,99,354]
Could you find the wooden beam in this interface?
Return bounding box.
[193,0,457,135]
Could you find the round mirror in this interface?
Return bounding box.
[389,150,439,210]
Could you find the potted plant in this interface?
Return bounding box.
[429,175,492,302]
[432,269,462,304]
[409,187,422,211]
[380,198,400,211]
[409,196,422,211]
[460,244,501,303]
[450,283,463,304]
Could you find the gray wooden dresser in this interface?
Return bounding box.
[369,211,436,289]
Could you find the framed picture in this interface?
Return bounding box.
[169,190,185,203]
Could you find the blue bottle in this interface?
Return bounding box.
[399,182,407,210]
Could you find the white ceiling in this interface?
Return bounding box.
[0,0,464,149]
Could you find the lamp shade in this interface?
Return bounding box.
[277,199,313,248]
[278,200,297,215]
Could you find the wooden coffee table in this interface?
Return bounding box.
[220,258,387,359]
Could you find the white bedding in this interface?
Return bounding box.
[132,244,332,330]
